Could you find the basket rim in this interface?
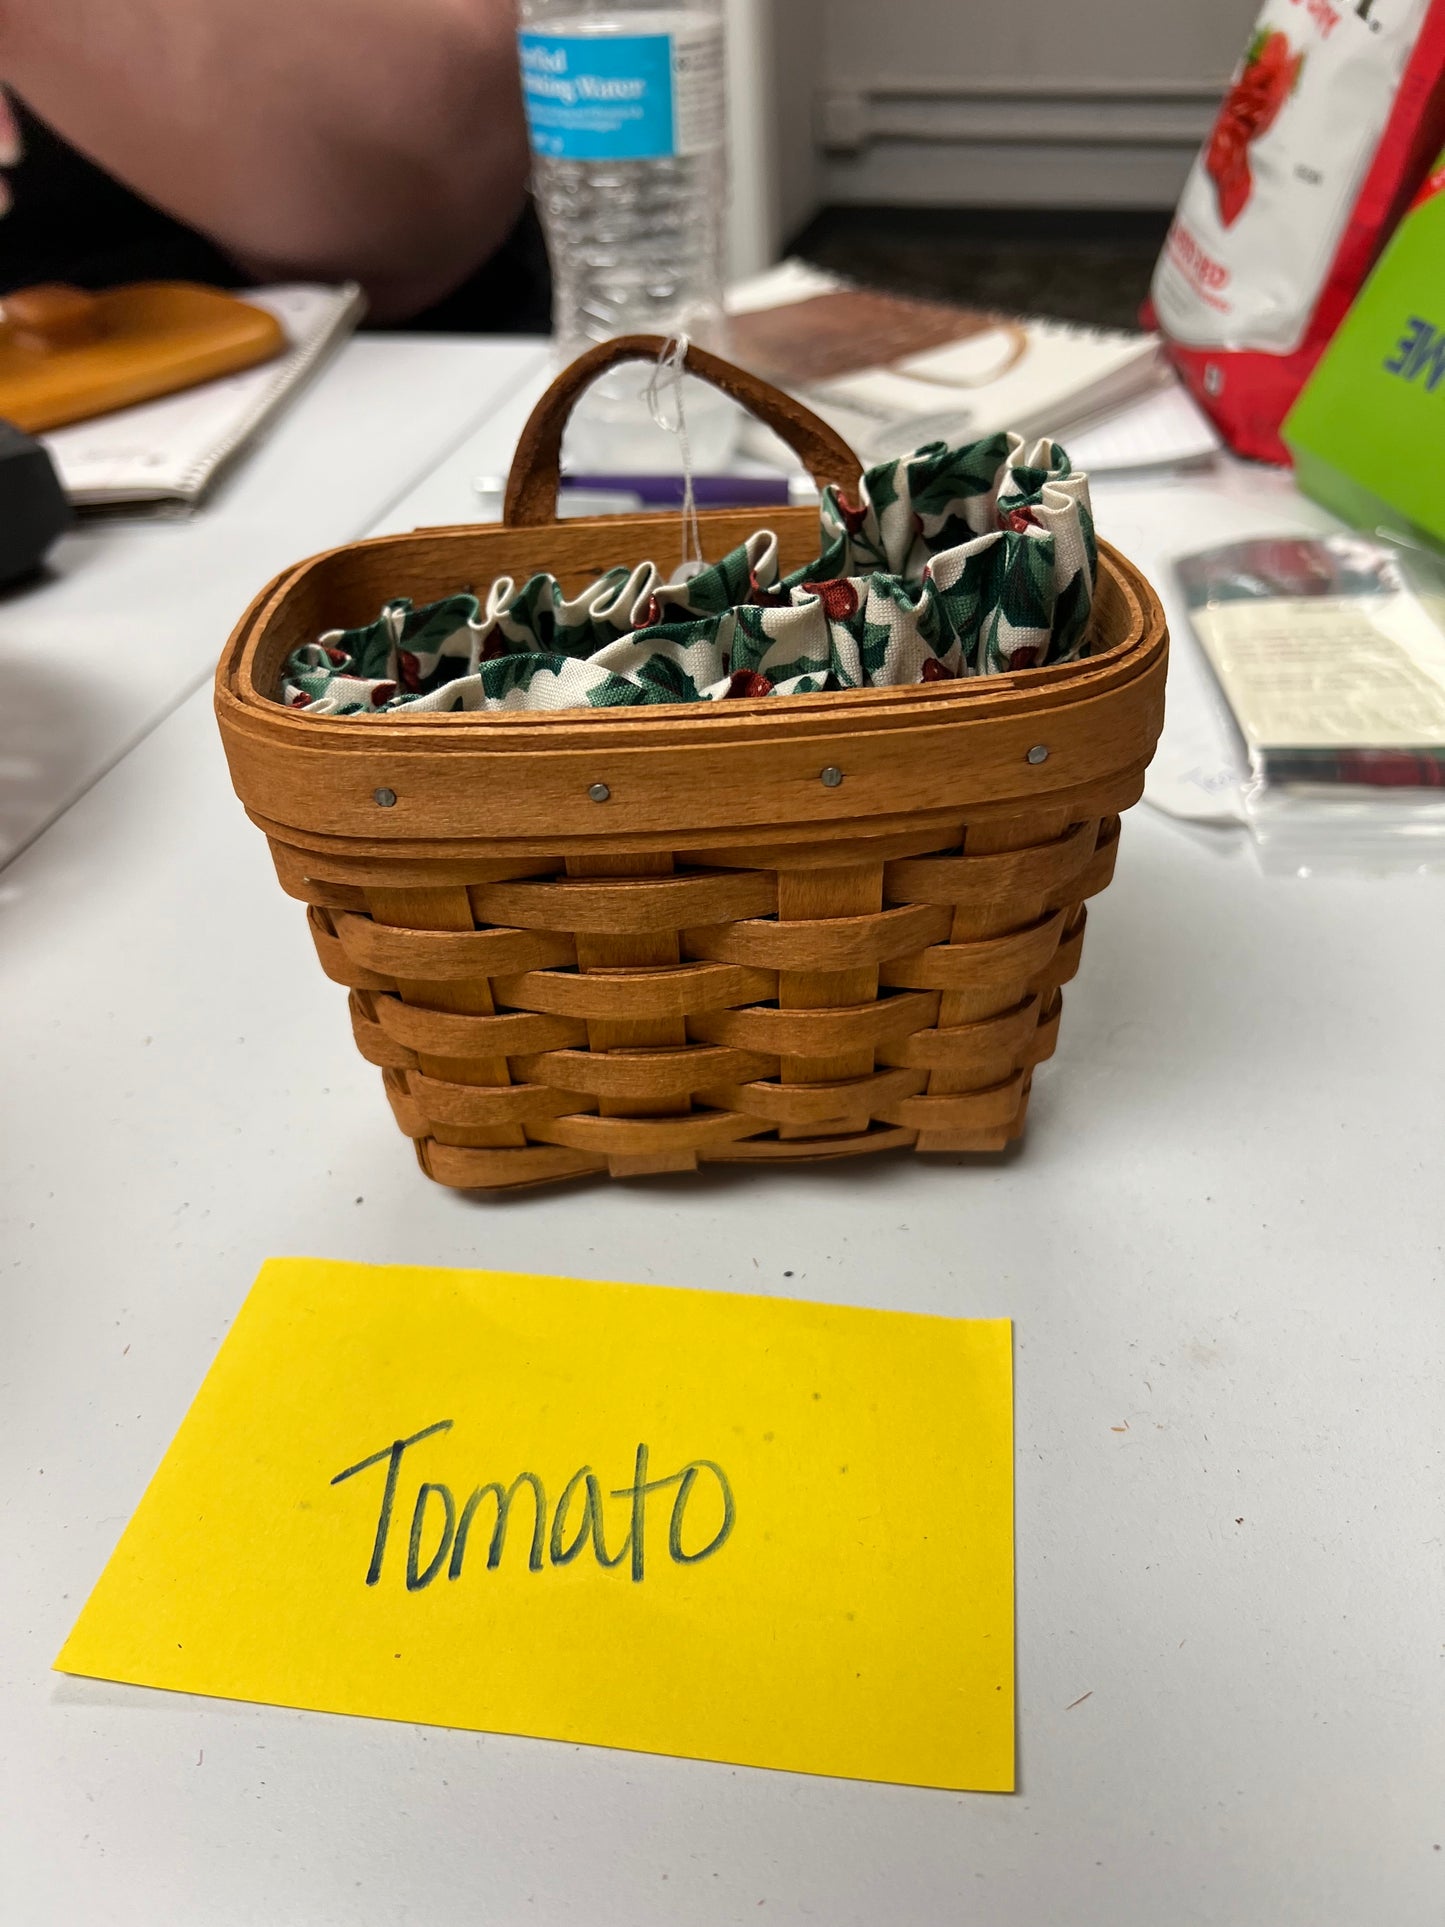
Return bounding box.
[215,521,1167,850]
[242,776,1150,869]
[217,522,1160,751]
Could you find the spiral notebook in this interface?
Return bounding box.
[42,282,365,511]
[726,261,1213,469]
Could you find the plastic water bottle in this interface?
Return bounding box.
[517,0,737,469]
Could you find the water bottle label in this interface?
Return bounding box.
[519,27,723,162]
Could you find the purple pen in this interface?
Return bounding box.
[562,473,801,508]
[472,473,816,516]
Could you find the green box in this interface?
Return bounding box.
[1284,162,1445,550]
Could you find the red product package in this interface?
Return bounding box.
[1148,0,1445,463]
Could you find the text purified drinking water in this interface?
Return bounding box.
[517,1,737,468]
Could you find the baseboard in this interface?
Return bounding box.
[817,80,1220,210]
[821,142,1196,210]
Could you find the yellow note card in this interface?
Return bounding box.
[58,1260,1014,1791]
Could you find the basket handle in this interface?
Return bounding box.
[502,333,864,527]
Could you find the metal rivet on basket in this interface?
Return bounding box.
[1025,744,1050,766]
[820,765,844,788]
[588,781,611,803]
[373,787,397,807]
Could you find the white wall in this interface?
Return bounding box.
[816,0,1262,208]
[724,0,824,275]
[728,0,1263,267]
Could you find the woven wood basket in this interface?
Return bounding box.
[217,337,1168,1191]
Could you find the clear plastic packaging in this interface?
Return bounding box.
[1174,530,1445,874]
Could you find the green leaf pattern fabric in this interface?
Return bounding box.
[279,433,1096,716]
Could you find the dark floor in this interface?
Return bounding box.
[790,205,1172,332]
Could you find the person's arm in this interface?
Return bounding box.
[0,0,530,320]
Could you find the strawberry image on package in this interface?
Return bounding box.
[1150,0,1445,462]
[1205,29,1304,227]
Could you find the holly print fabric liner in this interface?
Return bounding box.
[279,432,1096,716]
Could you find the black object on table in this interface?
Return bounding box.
[0,418,71,584]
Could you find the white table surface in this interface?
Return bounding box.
[0,334,549,869]
[2,421,1442,1927]
[365,356,554,535]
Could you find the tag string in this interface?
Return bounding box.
[644,332,703,577]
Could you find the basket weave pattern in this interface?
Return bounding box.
[280,800,1124,1189]
[219,337,1166,1192]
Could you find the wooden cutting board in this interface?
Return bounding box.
[0,281,286,432]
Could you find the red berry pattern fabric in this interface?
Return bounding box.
[278,432,1097,715]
